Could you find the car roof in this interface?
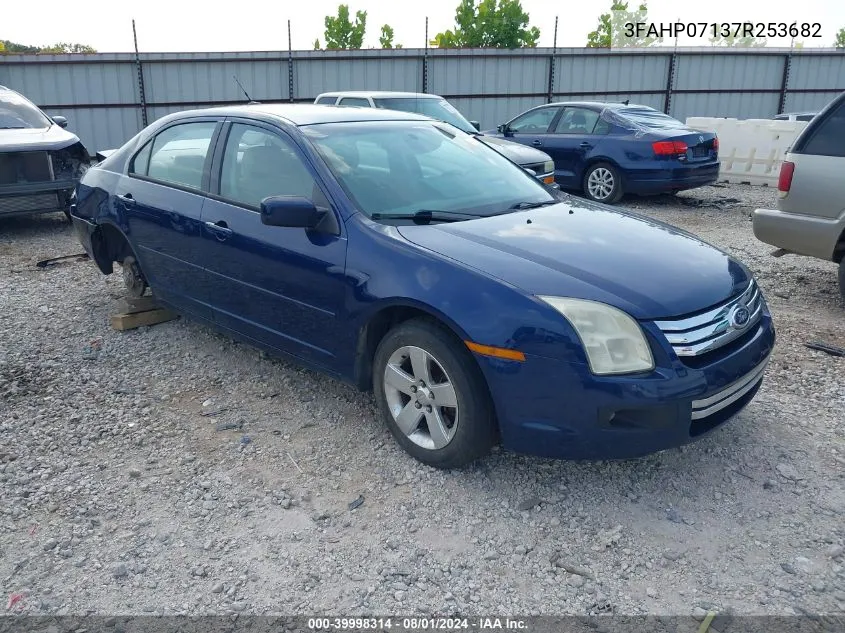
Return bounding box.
[163,103,432,126]
[316,91,441,100]
[542,101,657,111]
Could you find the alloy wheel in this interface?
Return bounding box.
[383,345,459,450]
[587,167,615,200]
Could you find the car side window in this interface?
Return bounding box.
[553,107,601,134]
[315,96,337,105]
[508,107,560,133]
[130,121,217,190]
[219,123,322,209]
[338,97,371,108]
[801,102,845,158]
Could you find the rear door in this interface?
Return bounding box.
[784,96,845,223]
[117,118,221,318]
[545,106,607,187]
[198,119,348,367]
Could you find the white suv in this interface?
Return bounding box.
[754,91,845,298]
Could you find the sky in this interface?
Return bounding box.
[2,0,844,52]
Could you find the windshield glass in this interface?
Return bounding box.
[616,108,686,130]
[304,121,553,219]
[0,91,52,129]
[373,97,476,134]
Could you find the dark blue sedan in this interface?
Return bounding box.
[71,104,773,469]
[487,102,720,204]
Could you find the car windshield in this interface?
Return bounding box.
[0,91,52,129]
[304,121,553,220]
[373,97,476,134]
[617,108,686,130]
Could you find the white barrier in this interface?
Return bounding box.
[685,117,809,187]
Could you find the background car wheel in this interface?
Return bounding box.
[839,258,845,301]
[583,162,623,204]
[373,318,496,469]
[121,255,148,298]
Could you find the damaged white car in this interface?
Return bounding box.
[0,85,92,220]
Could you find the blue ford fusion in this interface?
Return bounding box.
[71,104,773,469]
[487,102,720,204]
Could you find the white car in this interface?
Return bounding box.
[314,91,556,185]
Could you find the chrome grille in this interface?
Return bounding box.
[654,280,763,357]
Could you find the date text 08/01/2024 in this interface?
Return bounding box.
[622,21,822,39]
[307,617,528,630]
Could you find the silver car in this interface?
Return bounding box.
[753,91,845,299]
[314,91,556,185]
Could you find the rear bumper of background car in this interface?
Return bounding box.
[0,179,76,218]
[476,310,775,460]
[752,207,843,262]
[625,161,720,194]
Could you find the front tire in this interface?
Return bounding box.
[583,162,623,204]
[372,318,496,469]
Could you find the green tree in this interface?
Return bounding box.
[708,32,766,47]
[586,1,660,48]
[834,27,845,48]
[432,0,540,48]
[314,39,321,50]
[0,40,96,54]
[379,24,398,48]
[323,4,367,50]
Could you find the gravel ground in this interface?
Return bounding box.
[0,183,843,618]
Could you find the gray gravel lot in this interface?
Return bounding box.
[0,183,843,618]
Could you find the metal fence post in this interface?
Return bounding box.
[132,19,148,127]
[288,20,295,102]
[778,53,792,114]
[422,17,429,94]
[547,16,558,103]
[663,52,676,115]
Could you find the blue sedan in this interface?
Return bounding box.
[488,102,720,204]
[71,104,773,469]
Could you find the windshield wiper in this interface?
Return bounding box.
[509,200,558,210]
[370,209,484,224]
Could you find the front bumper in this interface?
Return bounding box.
[752,207,841,261]
[0,179,77,218]
[481,312,775,460]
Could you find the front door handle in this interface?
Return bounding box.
[117,193,135,206]
[579,141,593,149]
[531,139,542,147]
[205,220,233,241]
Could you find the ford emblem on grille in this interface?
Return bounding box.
[729,304,751,329]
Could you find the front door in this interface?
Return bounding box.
[199,120,348,367]
[503,105,561,156]
[544,107,607,189]
[117,119,220,318]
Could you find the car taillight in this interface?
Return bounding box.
[778,161,795,197]
[652,140,688,156]
[712,137,719,151]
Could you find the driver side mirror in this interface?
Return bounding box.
[497,123,513,137]
[469,120,481,131]
[52,115,68,128]
[260,196,325,229]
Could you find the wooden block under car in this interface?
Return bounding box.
[110,296,178,331]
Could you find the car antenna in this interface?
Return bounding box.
[622,99,629,106]
[233,75,260,105]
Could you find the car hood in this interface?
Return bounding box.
[396,197,750,320]
[0,125,81,152]
[475,135,551,166]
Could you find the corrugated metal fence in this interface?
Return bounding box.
[1,47,843,153]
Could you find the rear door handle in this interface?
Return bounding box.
[205,220,233,241]
[579,142,592,148]
[531,139,543,147]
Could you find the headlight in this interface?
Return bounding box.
[538,297,654,375]
[543,160,554,174]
